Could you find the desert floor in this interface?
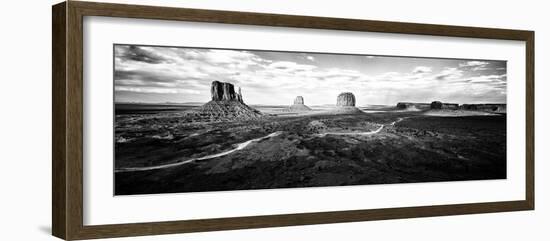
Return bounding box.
[114,104,506,195]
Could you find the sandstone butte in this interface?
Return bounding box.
[196,81,262,120]
[287,96,312,112]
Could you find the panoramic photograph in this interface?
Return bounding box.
[113,44,507,195]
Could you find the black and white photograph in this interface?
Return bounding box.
[1,0,544,240]
[113,44,507,195]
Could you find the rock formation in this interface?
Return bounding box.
[396,102,430,110]
[396,102,410,109]
[431,101,459,110]
[337,92,356,107]
[193,81,262,121]
[237,87,243,102]
[287,96,312,112]
[211,80,239,101]
[494,105,507,113]
[294,96,304,105]
[333,92,362,114]
[461,104,506,113]
[430,101,443,109]
[443,103,459,110]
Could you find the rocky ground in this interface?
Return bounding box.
[114,105,506,195]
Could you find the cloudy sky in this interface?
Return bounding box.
[114,45,506,106]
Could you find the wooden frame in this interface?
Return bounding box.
[52,1,535,240]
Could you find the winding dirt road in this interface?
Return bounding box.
[116,131,282,173]
[116,117,407,173]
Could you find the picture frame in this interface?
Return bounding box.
[52,1,534,240]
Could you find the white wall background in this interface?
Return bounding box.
[0,0,547,240]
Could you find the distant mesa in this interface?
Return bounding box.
[287,96,312,112]
[194,81,262,121]
[430,101,442,109]
[425,102,506,116]
[396,102,411,109]
[430,101,459,110]
[396,102,430,110]
[333,92,362,114]
[461,103,506,113]
[397,101,506,114]
[414,101,507,115]
[444,103,459,110]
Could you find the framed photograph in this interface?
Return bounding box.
[52,1,534,240]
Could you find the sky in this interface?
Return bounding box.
[114,44,507,106]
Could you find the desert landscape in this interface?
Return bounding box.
[113,45,508,195]
[114,80,506,195]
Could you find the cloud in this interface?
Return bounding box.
[376,72,401,80]
[459,61,489,67]
[313,68,363,79]
[114,69,183,83]
[115,86,200,94]
[155,48,269,70]
[412,66,432,74]
[268,61,317,72]
[468,74,507,83]
[114,67,211,96]
[202,50,259,65]
[459,60,493,71]
[434,67,463,80]
[115,65,211,81]
[114,45,506,105]
[115,46,169,64]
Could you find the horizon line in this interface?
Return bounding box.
[114,101,507,106]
